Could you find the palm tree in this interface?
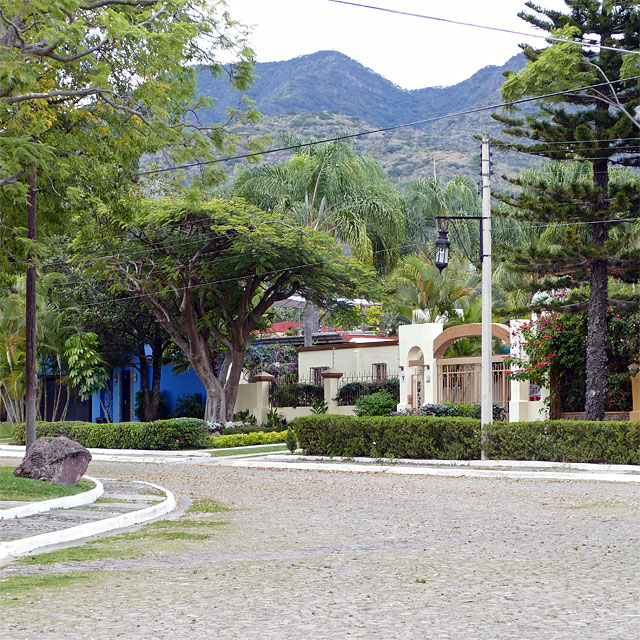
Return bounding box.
[233,141,405,344]
[386,251,480,326]
[404,174,481,256]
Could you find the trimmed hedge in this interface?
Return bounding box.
[293,415,480,459]
[484,420,640,464]
[208,430,289,449]
[292,415,640,464]
[11,418,209,450]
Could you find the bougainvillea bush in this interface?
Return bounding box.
[507,307,640,413]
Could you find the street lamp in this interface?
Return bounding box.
[434,228,451,272]
[435,133,493,459]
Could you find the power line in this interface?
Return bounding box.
[325,0,640,56]
[36,216,640,295]
[49,73,640,192]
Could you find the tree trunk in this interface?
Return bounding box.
[139,350,151,421]
[585,257,608,419]
[223,344,247,422]
[585,155,609,421]
[148,326,163,420]
[303,302,319,347]
[24,169,37,451]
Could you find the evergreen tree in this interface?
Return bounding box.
[493,0,640,419]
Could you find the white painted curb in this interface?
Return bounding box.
[225,458,640,483]
[0,480,175,561]
[0,476,104,521]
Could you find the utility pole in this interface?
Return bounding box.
[25,169,38,451]
[480,133,493,458]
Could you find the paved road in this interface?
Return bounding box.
[1,457,639,639]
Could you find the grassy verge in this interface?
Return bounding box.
[15,499,231,566]
[208,444,288,457]
[0,466,94,501]
[0,573,93,599]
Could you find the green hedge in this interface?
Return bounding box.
[11,418,209,450]
[484,420,640,464]
[292,415,480,459]
[208,430,289,449]
[292,415,640,464]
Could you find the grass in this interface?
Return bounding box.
[187,498,230,513]
[17,513,230,566]
[0,572,93,600]
[0,466,94,501]
[209,444,288,457]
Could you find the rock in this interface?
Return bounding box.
[14,436,91,486]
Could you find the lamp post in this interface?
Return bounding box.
[435,133,492,459]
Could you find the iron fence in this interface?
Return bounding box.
[337,374,400,406]
[269,376,323,408]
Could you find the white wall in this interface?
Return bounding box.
[297,343,399,379]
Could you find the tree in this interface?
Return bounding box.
[75,197,375,423]
[404,175,481,255]
[386,252,480,325]
[233,140,405,344]
[493,0,640,419]
[0,0,257,448]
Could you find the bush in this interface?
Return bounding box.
[293,415,480,459]
[354,391,397,417]
[286,427,298,453]
[485,419,640,464]
[292,415,640,464]
[337,378,399,406]
[11,418,209,450]
[392,402,505,421]
[208,430,289,449]
[173,393,205,419]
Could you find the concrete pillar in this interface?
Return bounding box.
[629,364,640,421]
[321,368,343,413]
[252,372,275,425]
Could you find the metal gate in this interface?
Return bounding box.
[436,356,510,420]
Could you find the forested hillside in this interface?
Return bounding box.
[196,50,537,184]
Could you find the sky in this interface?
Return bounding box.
[225,0,568,89]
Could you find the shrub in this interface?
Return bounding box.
[354,391,397,417]
[292,415,640,464]
[173,393,205,419]
[11,418,209,450]
[233,409,257,426]
[336,378,399,406]
[293,415,480,459]
[208,430,288,448]
[485,419,640,464]
[286,427,298,453]
[392,402,505,421]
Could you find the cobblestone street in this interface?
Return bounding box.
[1,458,639,639]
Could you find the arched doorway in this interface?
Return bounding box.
[433,323,511,418]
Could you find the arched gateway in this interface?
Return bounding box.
[398,322,514,420]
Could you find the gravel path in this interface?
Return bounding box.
[1,458,639,640]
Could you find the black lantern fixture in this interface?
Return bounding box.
[434,228,450,272]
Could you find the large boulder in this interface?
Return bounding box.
[14,436,91,486]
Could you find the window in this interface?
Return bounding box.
[310,366,329,385]
[372,362,387,381]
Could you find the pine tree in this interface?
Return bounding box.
[493,1,640,419]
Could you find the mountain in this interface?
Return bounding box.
[194,50,535,185]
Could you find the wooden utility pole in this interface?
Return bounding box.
[25,169,37,451]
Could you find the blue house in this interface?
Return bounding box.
[92,355,206,422]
